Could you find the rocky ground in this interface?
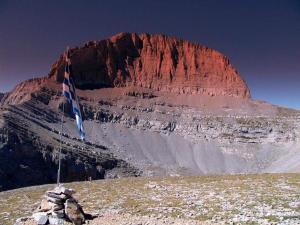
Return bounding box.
[1,174,299,225]
[86,213,211,225]
[16,214,212,225]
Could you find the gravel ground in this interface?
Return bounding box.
[1,174,299,225]
[86,213,213,225]
[19,213,213,225]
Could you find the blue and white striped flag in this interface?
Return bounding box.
[63,51,85,140]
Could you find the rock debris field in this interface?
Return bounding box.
[0,174,299,225]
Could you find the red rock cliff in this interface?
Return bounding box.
[49,32,251,98]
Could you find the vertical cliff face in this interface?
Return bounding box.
[49,32,251,98]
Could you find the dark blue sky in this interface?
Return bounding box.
[0,0,300,108]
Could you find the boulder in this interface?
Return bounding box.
[48,216,69,225]
[46,192,68,200]
[51,209,65,219]
[32,212,48,225]
[48,216,62,225]
[47,196,63,205]
[37,199,53,212]
[14,217,30,225]
[65,198,85,225]
[53,186,76,196]
[52,204,64,211]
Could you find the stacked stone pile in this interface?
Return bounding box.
[31,186,85,225]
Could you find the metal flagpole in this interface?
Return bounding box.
[57,92,65,186]
[57,48,68,186]
[56,47,86,185]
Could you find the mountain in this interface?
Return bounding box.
[0,33,300,191]
[49,32,250,98]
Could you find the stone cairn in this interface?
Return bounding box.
[31,186,85,225]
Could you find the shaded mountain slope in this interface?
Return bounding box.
[0,95,139,191]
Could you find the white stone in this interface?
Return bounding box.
[53,185,76,196]
[51,209,65,218]
[48,215,65,225]
[32,212,48,225]
[14,217,29,225]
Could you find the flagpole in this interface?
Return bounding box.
[57,102,64,186]
[57,47,68,186]
[57,47,85,186]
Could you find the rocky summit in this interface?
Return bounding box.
[49,32,250,98]
[0,33,300,192]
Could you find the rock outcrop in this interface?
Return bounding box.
[0,101,140,191]
[49,32,250,98]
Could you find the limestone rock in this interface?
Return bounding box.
[47,192,67,199]
[32,212,48,224]
[53,186,76,196]
[51,209,65,218]
[49,32,251,98]
[37,199,53,212]
[14,217,30,225]
[52,204,64,211]
[48,216,69,225]
[47,196,63,205]
[65,198,85,225]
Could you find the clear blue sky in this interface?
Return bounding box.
[0,0,299,109]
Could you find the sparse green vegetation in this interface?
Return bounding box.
[0,174,299,225]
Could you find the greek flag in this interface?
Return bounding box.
[63,51,85,140]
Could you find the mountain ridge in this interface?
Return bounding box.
[1,33,300,191]
[48,32,250,98]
